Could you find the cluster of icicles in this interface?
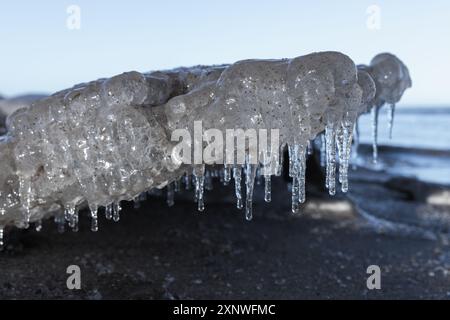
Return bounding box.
[0,128,360,248]
[0,51,411,248]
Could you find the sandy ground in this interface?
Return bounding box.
[1,150,450,299]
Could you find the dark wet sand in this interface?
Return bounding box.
[1,150,450,299]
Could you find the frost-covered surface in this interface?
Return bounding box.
[0,51,411,244]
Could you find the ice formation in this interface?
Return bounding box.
[0,51,411,245]
[356,53,412,163]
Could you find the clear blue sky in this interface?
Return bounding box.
[1,0,449,106]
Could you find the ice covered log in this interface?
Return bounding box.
[0,51,411,244]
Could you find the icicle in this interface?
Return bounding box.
[264,176,271,203]
[275,145,283,177]
[65,205,77,231]
[325,123,337,195]
[90,205,99,232]
[233,166,243,209]
[298,146,307,204]
[288,144,295,178]
[289,144,306,213]
[55,213,65,233]
[371,106,379,164]
[174,179,181,192]
[112,201,121,222]
[184,174,192,190]
[0,226,4,248]
[72,210,79,232]
[289,144,299,213]
[105,203,113,219]
[320,134,326,167]
[244,154,257,221]
[64,207,71,222]
[262,152,272,203]
[387,103,396,139]
[193,183,198,202]
[337,126,344,184]
[166,183,175,207]
[291,176,300,213]
[340,127,350,192]
[307,140,313,155]
[223,165,232,185]
[255,168,263,186]
[351,120,359,169]
[338,120,354,193]
[35,220,42,232]
[193,166,205,212]
[196,176,205,212]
